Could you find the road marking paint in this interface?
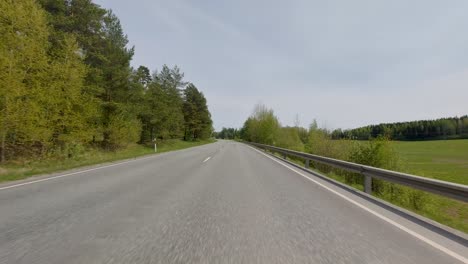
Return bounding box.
[203,157,211,163]
[0,155,158,191]
[0,142,215,191]
[247,145,468,264]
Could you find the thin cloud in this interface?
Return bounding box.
[95,0,468,130]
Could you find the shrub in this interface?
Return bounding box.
[104,116,142,149]
[346,137,427,210]
[275,127,304,151]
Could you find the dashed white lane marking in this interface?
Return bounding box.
[247,145,468,264]
[203,157,212,163]
[1,143,218,191]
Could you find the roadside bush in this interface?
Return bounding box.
[104,116,142,149]
[275,127,304,151]
[346,137,427,211]
[306,129,351,173]
[347,138,398,190]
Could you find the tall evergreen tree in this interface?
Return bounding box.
[133,66,152,89]
[183,84,212,140]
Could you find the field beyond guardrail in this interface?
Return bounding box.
[247,142,468,203]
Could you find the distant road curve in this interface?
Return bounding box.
[0,140,466,263]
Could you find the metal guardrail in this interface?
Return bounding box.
[247,142,468,203]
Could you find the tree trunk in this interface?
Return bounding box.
[1,132,6,164]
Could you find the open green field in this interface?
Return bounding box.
[282,139,468,232]
[0,139,215,183]
[384,140,468,232]
[391,140,468,185]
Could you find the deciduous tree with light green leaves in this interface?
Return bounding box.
[1,0,214,163]
[0,0,51,162]
[45,35,98,155]
[241,104,280,145]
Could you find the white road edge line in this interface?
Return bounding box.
[203,157,211,163]
[0,155,158,191]
[247,145,468,264]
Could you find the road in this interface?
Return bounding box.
[0,141,466,263]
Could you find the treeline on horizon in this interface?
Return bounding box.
[220,104,466,231]
[0,0,212,163]
[331,116,468,141]
[216,116,468,142]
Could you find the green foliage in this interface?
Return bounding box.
[104,114,142,149]
[239,105,467,232]
[0,139,215,183]
[139,65,191,142]
[1,0,54,160]
[183,84,213,140]
[348,137,399,170]
[46,35,98,151]
[154,64,186,90]
[241,104,280,144]
[215,127,240,139]
[0,0,213,163]
[276,127,304,151]
[305,126,352,173]
[333,116,468,140]
[307,128,345,159]
[347,138,404,198]
[133,65,151,88]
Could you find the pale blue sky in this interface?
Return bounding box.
[95,0,468,130]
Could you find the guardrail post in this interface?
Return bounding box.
[245,142,468,202]
[364,175,372,194]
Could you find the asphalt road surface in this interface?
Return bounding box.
[0,141,466,264]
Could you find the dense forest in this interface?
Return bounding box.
[331,116,468,140]
[0,0,212,163]
[214,128,240,140]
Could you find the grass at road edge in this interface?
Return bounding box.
[269,150,468,233]
[0,139,216,183]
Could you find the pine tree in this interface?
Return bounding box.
[183,83,212,140]
[151,65,186,139]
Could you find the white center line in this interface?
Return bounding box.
[247,145,468,264]
[203,157,211,163]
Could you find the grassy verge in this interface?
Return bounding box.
[0,139,215,183]
[321,170,467,232]
[270,146,468,233]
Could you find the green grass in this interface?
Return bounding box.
[275,140,468,233]
[391,140,468,185]
[389,140,468,233]
[0,139,215,183]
